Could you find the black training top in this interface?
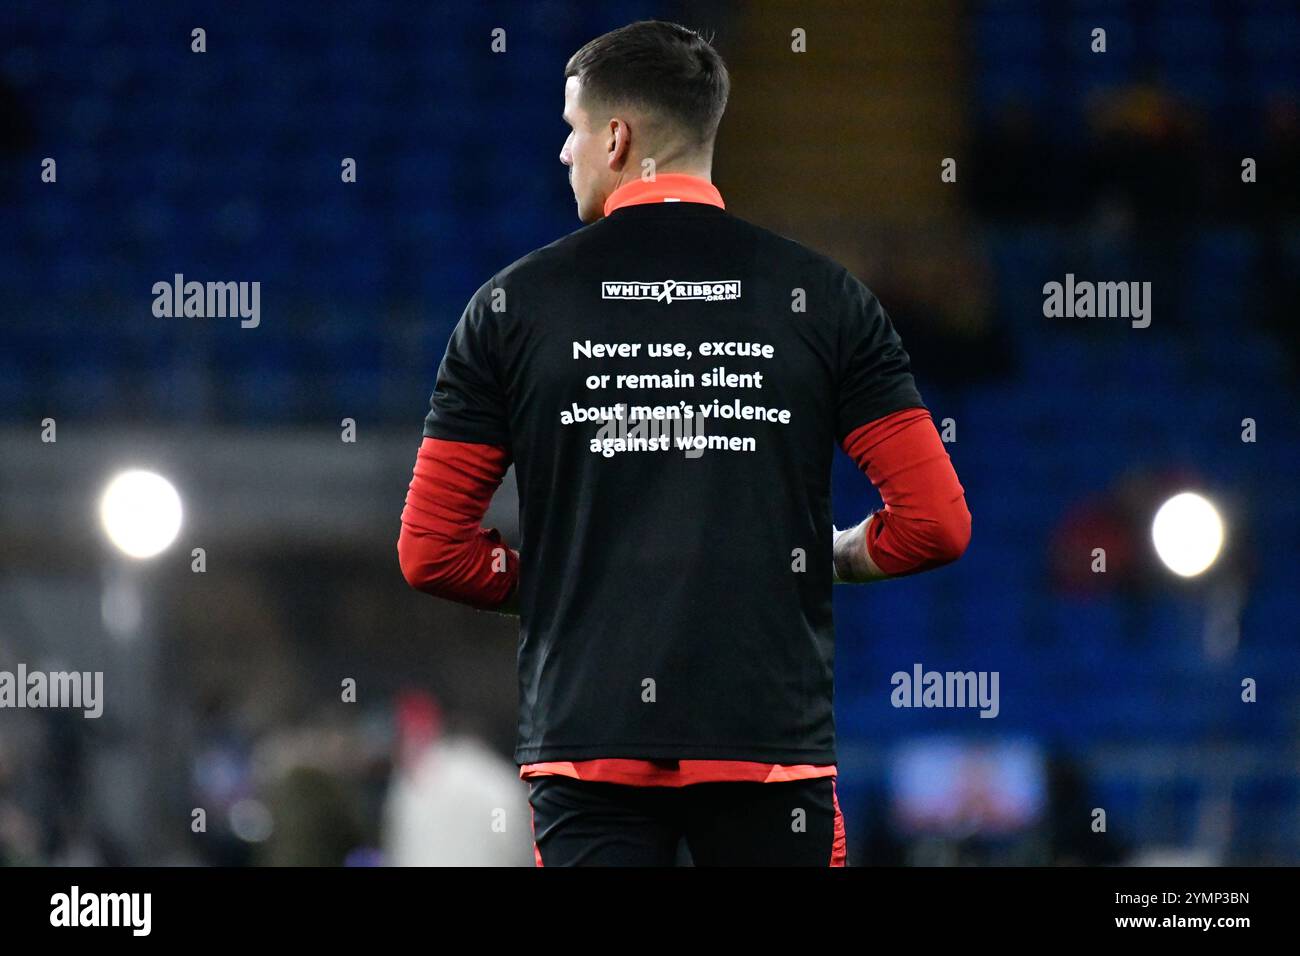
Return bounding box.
[423,199,923,765]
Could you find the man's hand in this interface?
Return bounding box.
[832,515,889,583]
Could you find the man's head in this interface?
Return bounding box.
[560,20,730,223]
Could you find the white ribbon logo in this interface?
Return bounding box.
[654,280,678,303]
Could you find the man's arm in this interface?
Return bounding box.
[397,436,520,616]
[833,406,971,583]
[832,515,887,582]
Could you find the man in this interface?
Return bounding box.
[382,691,534,867]
[398,20,970,866]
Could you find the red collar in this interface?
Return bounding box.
[603,174,725,217]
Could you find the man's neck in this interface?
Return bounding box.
[602,172,725,217]
[611,164,711,193]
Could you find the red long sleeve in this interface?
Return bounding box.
[398,437,519,610]
[841,407,971,576]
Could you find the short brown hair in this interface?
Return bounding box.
[565,20,730,149]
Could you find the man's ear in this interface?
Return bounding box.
[606,117,631,172]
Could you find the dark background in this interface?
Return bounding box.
[1,0,1296,865]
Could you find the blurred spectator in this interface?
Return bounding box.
[250,710,388,866]
[967,98,1085,222]
[1049,468,1197,598]
[870,228,1015,390]
[1083,79,1203,227]
[260,765,368,867]
[1255,97,1300,221]
[381,690,533,867]
[1250,97,1300,377]
[1044,754,1128,866]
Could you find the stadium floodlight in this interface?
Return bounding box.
[99,469,183,559]
[1151,491,1225,578]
